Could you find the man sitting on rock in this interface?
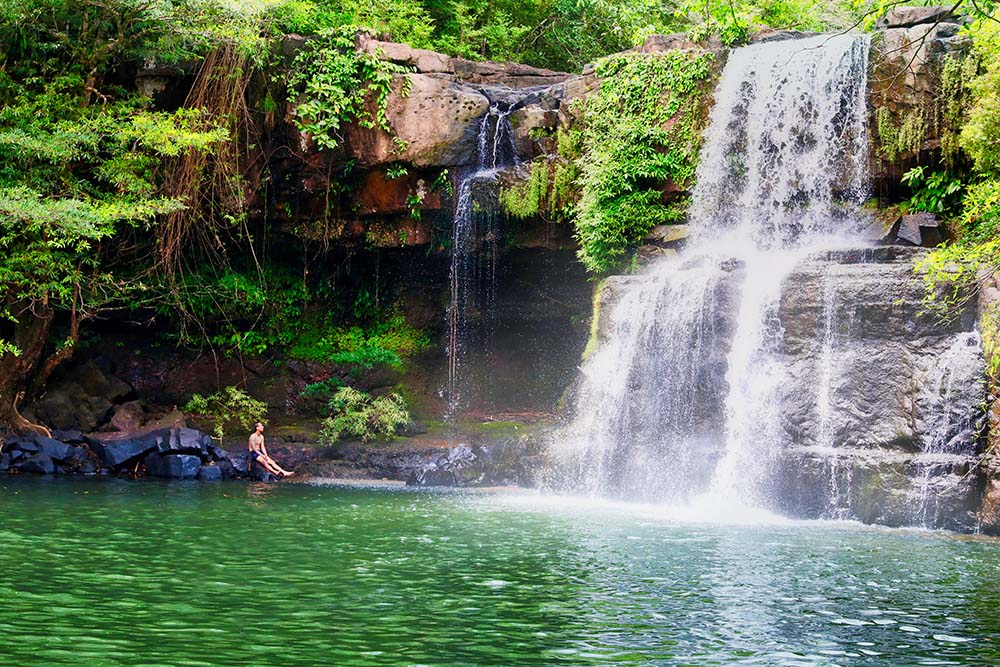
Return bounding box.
[248,422,294,478]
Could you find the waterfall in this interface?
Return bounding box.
[554,34,876,508]
[554,33,988,529]
[446,104,516,415]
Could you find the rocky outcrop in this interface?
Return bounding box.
[0,426,297,482]
[869,7,971,195]
[271,34,574,250]
[773,246,986,530]
[313,435,545,487]
[343,74,490,167]
[28,359,133,432]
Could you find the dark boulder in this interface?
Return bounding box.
[215,458,237,479]
[94,438,160,469]
[0,452,10,470]
[207,444,231,463]
[32,436,76,462]
[231,453,250,476]
[32,383,114,432]
[197,465,223,481]
[51,429,86,444]
[18,454,55,475]
[10,439,40,454]
[144,453,202,480]
[110,400,145,432]
[172,428,211,455]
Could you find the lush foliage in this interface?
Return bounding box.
[290,312,430,368]
[499,154,578,221]
[184,386,269,440]
[161,264,429,369]
[317,386,411,443]
[0,1,237,419]
[264,0,874,72]
[571,50,715,273]
[914,10,1000,379]
[287,25,412,150]
[901,166,964,216]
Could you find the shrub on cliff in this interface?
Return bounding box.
[571,50,716,273]
[318,387,411,443]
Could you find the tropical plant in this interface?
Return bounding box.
[317,386,411,443]
[184,386,268,441]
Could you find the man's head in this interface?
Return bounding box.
[255,422,264,433]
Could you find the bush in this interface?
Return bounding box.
[572,50,716,273]
[183,386,268,440]
[289,312,430,368]
[318,387,411,443]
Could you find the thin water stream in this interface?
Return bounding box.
[446,104,516,415]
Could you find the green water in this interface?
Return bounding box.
[2,478,1000,666]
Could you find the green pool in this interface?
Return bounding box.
[1,477,999,666]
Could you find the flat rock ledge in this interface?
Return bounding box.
[1,427,542,489]
[0,427,313,483]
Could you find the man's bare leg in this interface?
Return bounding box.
[260,455,293,477]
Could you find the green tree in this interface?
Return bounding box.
[0,1,228,428]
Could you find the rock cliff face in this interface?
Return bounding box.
[269,34,572,251]
[772,247,986,530]
[868,7,972,197]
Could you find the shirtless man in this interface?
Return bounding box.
[248,423,293,478]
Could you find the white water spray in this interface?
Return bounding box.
[557,34,874,511]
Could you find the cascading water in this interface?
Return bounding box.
[446,104,516,415]
[555,34,872,506]
[554,33,987,529]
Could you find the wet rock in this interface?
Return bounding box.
[0,453,10,470]
[979,479,1000,535]
[32,436,75,462]
[750,29,817,43]
[777,248,984,456]
[773,447,982,531]
[509,106,557,158]
[893,212,944,247]
[231,453,250,476]
[197,465,223,481]
[18,454,55,475]
[144,453,202,480]
[644,224,689,246]
[93,438,159,469]
[215,458,236,479]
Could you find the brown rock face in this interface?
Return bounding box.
[345,74,490,167]
[877,6,957,29]
[868,10,971,196]
[352,170,444,216]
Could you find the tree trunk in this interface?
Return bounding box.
[0,302,55,429]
